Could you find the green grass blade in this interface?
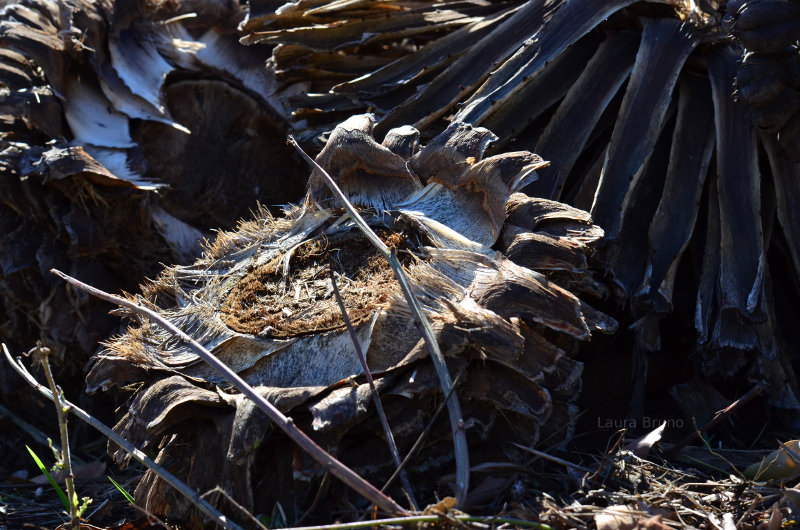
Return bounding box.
[108,476,135,505]
[25,445,69,510]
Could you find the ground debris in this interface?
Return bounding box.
[522,447,793,530]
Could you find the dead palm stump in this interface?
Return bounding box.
[88,114,615,523]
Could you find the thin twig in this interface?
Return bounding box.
[586,429,627,486]
[381,369,464,493]
[693,418,744,478]
[666,381,768,457]
[2,344,242,530]
[329,266,419,511]
[287,514,555,530]
[388,248,470,504]
[48,269,406,517]
[200,486,269,530]
[83,498,108,524]
[37,348,79,529]
[510,443,594,474]
[287,135,470,505]
[296,473,332,526]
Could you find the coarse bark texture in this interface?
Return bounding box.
[0,0,306,374]
[90,115,615,524]
[247,0,800,429]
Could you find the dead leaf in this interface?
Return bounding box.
[744,440,800,481]
[768,501,782,530]
[424,496,458,515]
[625,422,666,458]
[595,504,638,530]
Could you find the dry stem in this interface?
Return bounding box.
[667,381,768,458]
[381,369,464,494]
[37,348,79,529]
[329,267,419,510]
[288,135,470,505]
[3,344,241,530]
[511,443,594,474]
[287,514,554,530]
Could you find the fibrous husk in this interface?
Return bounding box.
[90,114,614,523]
[247,0,800,426]
[0,0,306,371]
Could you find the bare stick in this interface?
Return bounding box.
[381,369,464,493]
[3,345,242,530]
[48,269,407,516]
[666,381,768,457]
[328,267,419,510]
[510,443,594,474]
[387,248,470,503]
[287,514,554,530]
[36,347,79,529]
[200,487,268,530]
[288,135,470,505]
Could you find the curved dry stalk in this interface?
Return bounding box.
[37,348,79,529]
[510,443,594,474]
[382,370,464,494]
[2,344,242,530]
[48,269,408,517]
[666,381,769,458]
[287,514,555,530]
[288,135,470,505]
[387,248,470,504]
[329,267,419,510]
[287,136,390,258]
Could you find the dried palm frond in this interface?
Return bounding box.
[729,0,800,161]
[89,114,614,523]
[0,0,306,366]
[250,0,800,424]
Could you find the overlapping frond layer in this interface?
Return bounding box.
[91,115,613,522]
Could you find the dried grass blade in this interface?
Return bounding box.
[328,267,419,510]
[289,136,471,506]
[2,345,243,530]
